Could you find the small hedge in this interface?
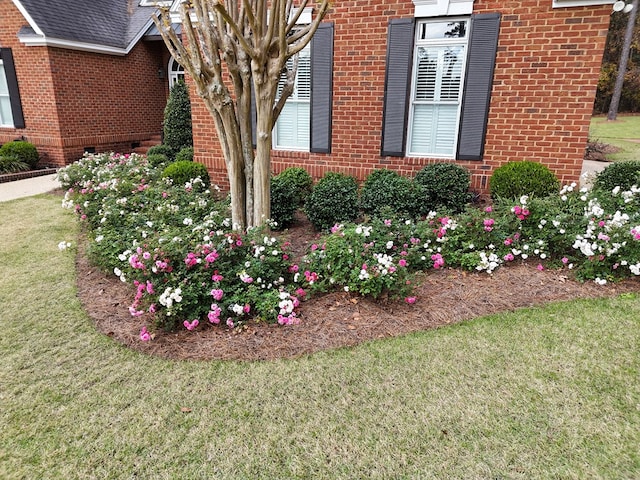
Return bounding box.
[490,161,560,200]
[276,167,313,207]
[360,169,420,218]
[414,163,471,214]
[305,172,359,231]
[0,141,39,169]
[146,153,169,167]
[175,146,194,163]
[162,160,210,188]
[270,175,299,230]
[593,160,640,192]
[147,144,174,160]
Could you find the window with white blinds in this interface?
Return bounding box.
[407,20,468,157]
[274,47,311,150]
[0,62,14,127]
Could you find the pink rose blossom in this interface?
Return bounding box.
[405,296,417,304]
[139,327,151,342]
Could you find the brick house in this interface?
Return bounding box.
[0,0,176,166]
[184,0,615,193]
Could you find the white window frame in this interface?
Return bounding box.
[273,44,311,151]
[0,60,14,128]
[168,57,185,88]
[406,18,469,158]
[552,0,614,7]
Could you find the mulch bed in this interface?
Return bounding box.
[75,213,640,362]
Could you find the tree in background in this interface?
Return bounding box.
[153,0,329,230]
[595,2,640,114]
[163,80,193,154]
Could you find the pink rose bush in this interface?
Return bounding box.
[58,153,640,341]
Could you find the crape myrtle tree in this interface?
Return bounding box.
[153,0,330,230]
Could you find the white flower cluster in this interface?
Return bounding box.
[57,241,72,251]
[159,286,183,311]
[278,291,295,315]
[355,225,372,237]
[475,251,501,273]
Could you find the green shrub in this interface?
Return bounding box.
[414,163,472,214]
[593,160,640,192]
[0,155,30,174]
[147,144,174,160]
[163,80,193,154]
[0,141,39,169]
[305,172,359,231]
[162,160,210,188]
[175,146,194,163]
[490,161,560,200]
[270,175,298,230]
[359,169,420,218]
[276,167,313,207]
[146,153,168,167]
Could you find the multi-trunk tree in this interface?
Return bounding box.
[153,0,330,230]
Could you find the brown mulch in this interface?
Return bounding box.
[76,213,640,362]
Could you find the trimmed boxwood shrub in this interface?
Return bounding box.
[270,175,298,230]
[163,80,193,155]
[593,160,640,192]
[162,160,210,188]
[490,161,560,200]
[147,144,174,160]
[414,163,471,213]
[0,141,39,169]
[175,146,194,163]
[360,169,420,218]
[276,167,313,207]
[146,153,169,167]
[305,172,359,231]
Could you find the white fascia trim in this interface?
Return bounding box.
[18,35,129,56]
[11,0,44,35]
[552,0,614,7]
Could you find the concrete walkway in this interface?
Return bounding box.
[0,173,62,203]
[0,160,609,203]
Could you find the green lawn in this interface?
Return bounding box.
[590,114,640,162]
[1,194,640,479]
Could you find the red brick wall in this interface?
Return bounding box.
[0,0,169,166]
[191,0,610,193]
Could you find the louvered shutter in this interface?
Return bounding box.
[457,13,501,160]
[381,18,415,157]
[0,49,25,129]
[310,22,333,153]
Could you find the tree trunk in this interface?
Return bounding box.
[253,93,273,228]
[608,0,639,121]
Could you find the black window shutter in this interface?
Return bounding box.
[0,48,25,129]
[381,18,415,157]
[310,22,333,154]
[456,13,501,161]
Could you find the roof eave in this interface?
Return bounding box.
[11,0,44,35]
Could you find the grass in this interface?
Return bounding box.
[1,194,640,479]
[590,114,640,162]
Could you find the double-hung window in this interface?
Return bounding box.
[274,46,311,150]
[0,60,13,127]
[408,20,468,157]
[381,13,501,161]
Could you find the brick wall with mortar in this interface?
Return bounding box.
[190,0,610,194]
[0,0,169,166]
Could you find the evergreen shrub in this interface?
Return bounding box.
[490,161,560,200]
[414,163,471,213]
[305,172,359,231]
[0,141,39,169]
[360,169,420,218]
[593,160,640,192]
[162,160,210,188]
[163,80,193,154]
